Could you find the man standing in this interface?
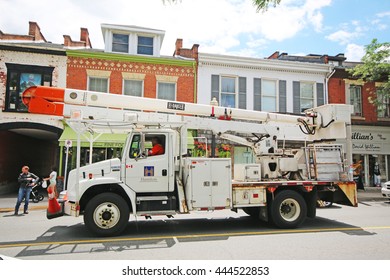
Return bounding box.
[373,162,381,187]
[14,166,38,215]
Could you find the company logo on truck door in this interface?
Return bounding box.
[144,166,154,176]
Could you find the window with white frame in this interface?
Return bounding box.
[88,77,108,93]
[349,85,362,116]
[221,76,237,108]
[261,79,277,112]
[300,82,314,112]
[112,34,129,53]
[377,89,390,118]
[137,36,153,55]
[157,82,175,101]
[124,80,143,97]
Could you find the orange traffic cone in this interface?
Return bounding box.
[47,187,63,219]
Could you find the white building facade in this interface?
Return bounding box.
[196,53,333,163]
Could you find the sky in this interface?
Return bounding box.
[0,0,389,61]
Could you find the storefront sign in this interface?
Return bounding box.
[351,127,390,154]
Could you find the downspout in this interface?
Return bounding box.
[193,61,197,103]
[325,64,335,104]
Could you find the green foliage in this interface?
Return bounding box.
[163,0,282,12]
[253,0,281,12]
[348,39,390,105]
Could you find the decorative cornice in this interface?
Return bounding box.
[66,50,195,67]
[198,53,332,75]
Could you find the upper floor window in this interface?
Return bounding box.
[261,79,277,112]
[349,85,362,116]
[221,76,237,108]
[300,82,314,112]
[157,82,176,101]
[4,63,53,112]
[124,80,143,97]
[137,36,153,55]
[377,89,390,118]
[112,34,129,53]
[88,77,108,93]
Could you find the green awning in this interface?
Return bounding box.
[59,126,127,148]
[59,126,195,149]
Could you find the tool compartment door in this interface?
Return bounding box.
[185,158,232,210]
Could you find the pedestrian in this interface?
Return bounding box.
[373,162,381,187]
[14,165,38,215]
[352,160,364,191]
[44,166,58,198]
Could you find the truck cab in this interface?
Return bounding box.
[122,129,176,193]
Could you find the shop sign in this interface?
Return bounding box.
[351,130,388,153]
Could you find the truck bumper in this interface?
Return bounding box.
[63,201,80,217]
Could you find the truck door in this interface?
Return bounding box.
[125,133,171,193]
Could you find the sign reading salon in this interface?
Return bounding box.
[351,126,390,154]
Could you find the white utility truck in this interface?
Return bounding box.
[22,86,357,236]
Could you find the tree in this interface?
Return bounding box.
[348,39,390,107]
[163,0,281,12]
[252,0,281,12]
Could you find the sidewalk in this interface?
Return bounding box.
[0,193,48,213]
[0,186,385,213]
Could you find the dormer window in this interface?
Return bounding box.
[102,24,164,57]
[137,36,153,55]
[112,34,129,53]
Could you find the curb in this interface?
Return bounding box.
[0,205,47,213]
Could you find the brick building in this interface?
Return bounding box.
[60,24,198,172]
[329,62,390,187]
[0,22,198,194]
[0,22,67,194]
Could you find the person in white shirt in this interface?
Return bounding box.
[44,166,58,198]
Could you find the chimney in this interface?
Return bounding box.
[63,27,92,48]
[191,44,199,61]
[174,38,183,56]
[28,21,46,42]
[63,35,72,47]
[267,51,279,59]
[80,28,92,48]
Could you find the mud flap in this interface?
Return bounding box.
[306,188,317,218]
[334,182,358,207]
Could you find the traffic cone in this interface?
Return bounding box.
[47,187,63,219]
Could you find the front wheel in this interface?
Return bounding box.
[84,193,130,237]
[270,190,307,229]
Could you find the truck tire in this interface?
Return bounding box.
[270,190,307,229]
[84,193,130,237]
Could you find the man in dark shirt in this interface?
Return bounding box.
[14,166,38,215]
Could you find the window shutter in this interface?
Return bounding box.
[293,81,301,113]
[254,78,261,111]
[238,77,247,109]
[279,80,287,113]
[211,75,220,103]
[316,83,324,106]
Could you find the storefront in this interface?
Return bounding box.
[58,126,127,176]
[351,125,390,187]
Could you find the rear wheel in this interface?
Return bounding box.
[84,193,130,237]
[270,190,307,229]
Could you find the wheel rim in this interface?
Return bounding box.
[93,202,121,229]
[279,198,301,222]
